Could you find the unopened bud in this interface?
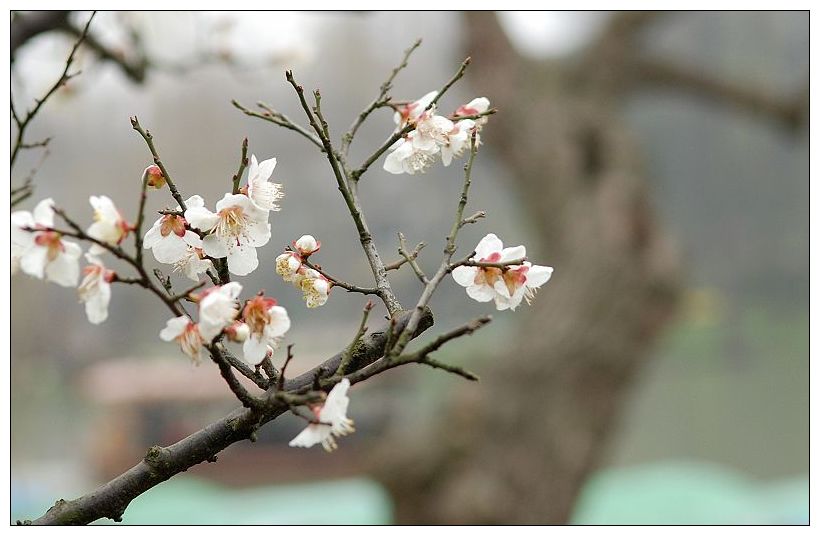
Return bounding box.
[144,165,166,189]
[293,235,320,256]
[225,322,250,343]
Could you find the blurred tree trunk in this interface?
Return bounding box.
[375,12,683,524]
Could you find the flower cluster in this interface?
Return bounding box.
[384,93,490,175]
[159,281,291,364]
[11,58,555,463]
[275,235,331,308]
[452,233,553,311]
[12,197,129,324]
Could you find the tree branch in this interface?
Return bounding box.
[341,38,422,155]
[25,309,434,525]
[632,58,809,130]
[11,11,95,172]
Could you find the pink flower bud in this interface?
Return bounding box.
[293,235,320,256]
[144,165,166,189]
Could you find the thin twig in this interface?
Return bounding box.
[286,69,402,315]
[11,11,95,171]
[276,344,296,391]
[130,116,187,212]
[342,38,422,155]
[231,137,249,194]
[300,257,379,295]
[231,99,324,151]
[335,301,374,377]
[208,345,262,409]
[389,232,428,284]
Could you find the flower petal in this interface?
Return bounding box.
[474,233,503,259]
[184,206,219,232]
[32,198,55,227]
[466,283,495,302]
[160,316,189,341]
[525,264,553,288]
[202,235,229,258]
[501,245,526,262]
[227,244,258,276]
[152,235,189,264]
[265,305,291,338]
[451,266,478,287]
[242,335,268,364]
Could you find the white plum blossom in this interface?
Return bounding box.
[441,118,475,167]
[160,316,205,363]
[394,90,437,128]
[87,195,131,255]
[275,251,303,283]
[289,379,355,452]
[173,246,213,281]
[197,281,243,342]
[78,254,115,324]
[185,193,271,276]
[452,233,553,311]
[298,268,331,308]
[455,97,491,124]
[244,155,284,212]
[413,109,454,151]
[241,294,291,363]
[11,198,82,287]
[143,211,202,265]
[383,134,439,175]
[293,235,320,257]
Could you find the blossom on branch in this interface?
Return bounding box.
[11,198,82,287]
[275,251,303,283]
[293,234,320,257]
[197,281,243,342]
[394,90,437,129]
[86,195,132,255]
[173,246,213,281]
[244,155,284,212]
[289,379,355,452]
[160,316,204,363]
[143,212,202,265]
[78,254,115,324]
[297,268,331,308]
[441,118,475,167]
[144,165,166,189]
[452,233,553,311]
[241,294,291,363]
[383,134,439,175]
[454,96,491,122]
[185,193,271,276]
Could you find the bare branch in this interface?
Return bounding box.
[632,58,809,130]
[231,137,249,194]
[11,11,95,175]
[231,99,323,151]
[342,38,422,154]
[129,116,187,212]
[285,69,402,315]
[387,232,428,284]
[300,257,379,296]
